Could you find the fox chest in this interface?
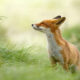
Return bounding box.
[46,32,64,64]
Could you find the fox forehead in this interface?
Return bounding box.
[37,19,57,24]
[35,19,58,28]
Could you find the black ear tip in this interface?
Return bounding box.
[57,15,61,18]
[53,15,61,19]
[56,17,66,25]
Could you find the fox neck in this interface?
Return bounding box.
[46,29,65,64]
[46,29,65,46]
[53,29,65,45]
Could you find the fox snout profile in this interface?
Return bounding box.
[32,15,80,72]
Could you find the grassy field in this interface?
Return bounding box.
[0,25,80,80]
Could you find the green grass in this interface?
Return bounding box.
[63,24,80,49]
[0,25,80,80]
[0,45,74,80]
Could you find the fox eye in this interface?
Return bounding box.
[41,22,44,24]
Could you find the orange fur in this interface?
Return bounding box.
[32,16,80,71]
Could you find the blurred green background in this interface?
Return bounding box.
[0,0,80,80]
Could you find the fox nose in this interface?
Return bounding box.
[32,24,34,26]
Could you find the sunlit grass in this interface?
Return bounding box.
[0,26,80,80]
[0,43,80,80]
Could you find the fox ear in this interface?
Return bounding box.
[56,17,66,25]
[53,15,61,19]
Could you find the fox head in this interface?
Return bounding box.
[32,15,66,33]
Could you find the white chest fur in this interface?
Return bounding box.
[46,29,64,64]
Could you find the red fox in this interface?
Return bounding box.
[32,15,80,72]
